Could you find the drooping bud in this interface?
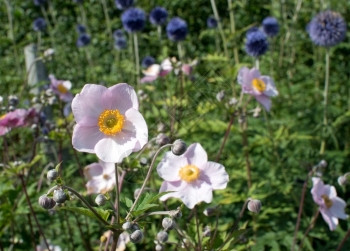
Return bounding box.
[156,231,168,243]
[162,217,175,231]
[318,160,327,168]
[122,221,132,231]
[8,95,19,107]
[140,157,148,166]
[155,244,163,251]
[53,189,67,203]
[157,123,166,132]
[156,133,170,146]
[47,169,58,182]
[338,176,347,186]
[130,230,143,243]
[39,195,56,209]
[95,194,107,206]
[203,207,217,216]
[171,139,187,155]
[247,199,262,214]
[130,223,140,231]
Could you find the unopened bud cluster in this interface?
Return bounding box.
[123,222,143,243]
[171,139,187,155]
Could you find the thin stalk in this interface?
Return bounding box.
[227,0,239,64]
[47,0,58,26]
[115,164,120,225]
[241,119,252,189]
[19,175,51,251]
[298,209,319,251]
[157,25,162,41]
[101,0,113,42]
[194,207,202,251]
[27,214,37,250]
[125,143,173,220]
[133,33,140,86]
[177,42,185,98]
[255,58,259,70]
[210,0,228,58]
[79,4,88,27]
[37,31,42,53]
[320,50,330,155]
[336,227,350,251]
[215,112,235,162]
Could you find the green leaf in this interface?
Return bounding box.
[58,206,111,222]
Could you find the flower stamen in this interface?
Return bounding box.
[57,82,68,94]
[252,78,266,92]
[179,165,200,183]
[321,194,333,209]
[98,109,124,136]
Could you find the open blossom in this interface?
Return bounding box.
[238,67,278,111]
[0,108,37,136]
[157,143,229,209]
[311,177,348,231]
[49,75,73,102]
[84,161,117,194]
[72,83,148,163]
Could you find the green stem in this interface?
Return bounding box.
[210,0,228,58]
[101,0,113,42]
[227,0,239,64]
[114,164,120,225]
[133,33,140,86]
[320,50,330,155]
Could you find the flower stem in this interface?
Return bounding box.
[194,207,202,251]
[133,33,140,86]
[210,0,228,58]
[298,209,319,250]
[114,164,120,225]
[320,49,330,155]
[101,0,112,43]
[125,143,173,221]
[215,112,235,162]
[227,0,239,64]
[336,227,350,251]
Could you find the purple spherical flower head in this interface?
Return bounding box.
[114,37,127,50]
[76,24,87,34]
[262,17,279,37]
[149,7,168,26]
[245,29,268,57]
[122,8,146,33]
[33,17,46,32]
[77,33,91,47]
[34,0,46,6]
[207,16,218,29]
[113,29,124,40]
[166,17,188,42]
[115,0,134,10]
[141,56,155,68]
[307,10,346,47]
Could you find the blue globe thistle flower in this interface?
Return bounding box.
[246,27,259,36]
[114,37,127,50]
[207,16,218,29]
[76,33,91,47]
[115,0,134,10]
[33,17,46,32]
[262,17,279,37]
[34,0,46,6]
[307,10,346,47]
[122,8,146,33]
[141,56,155,68]
[76,24,86,34]
[166,17,188,42]
[149,7,168,26]
[113,29,124,39]
[245,29,269,57]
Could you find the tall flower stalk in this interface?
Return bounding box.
[320,49,329,155]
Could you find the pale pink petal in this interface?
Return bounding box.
[142,64,160,77]
[157,152,187,182]
[237,67,249,86]
[72,124,104,153]
[108,83,139,113]
[311,177,324,206]
[62,81,72,90]
[141,76,158,83]
[84,163,103,179]
[255,95,271,111]
[181,64,192,75]
[202,161,229,189]
[72,84,111,126]
[0,125,10,136]
[123,108,148,152]
[159,70,171,77]
[329,186,337,198]
[94,137,135,163]
[330,197,348,219]
[261,76,278,97]
[101,161,116,175]
[86,179,107,194]
[184,143,208,169]
[320,208,338,231]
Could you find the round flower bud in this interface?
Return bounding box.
[157,123,166,132]
[139,157,148,166]
[171,139,187,156]
[262,17,279,37]
[47,169,58,182]
[39,195,56,209]
[156,231,168,243]
[169,208,182,219]
[155,244,163,251]
[122,221,132,231]
[318,160,327,168]
[203,226,211,237]
[130,229,143,243]
[247,199,262,214]
[53,189,67,203]
[131,223,140,231]
[203,207,217,216]
[8,95,19,106]
[216,90,225,102]
[156,133,170,146]
[8,106,15,112]
[162,217,175,231]
[95,194,107,206]
[338,176,347,186]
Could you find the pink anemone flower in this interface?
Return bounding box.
[157,143,229,209]
[0,108,37,136]
[237,67,278,111]
[71,83,148,163]
[311,177,348,231]
[84,161,117,194]
[49,74,73,102]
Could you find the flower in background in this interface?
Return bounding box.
[157,143,229,209]
[34,0,46,6]
[71,83,148,163]
[262,17,279,37]
[238,67,278,111]
[113,29,124,39]
[33,17,46,32]
[76,24,87,34]
[76,33,91,47]
[166,17,188,42]
[49,75,73,102]
[307,11,346,47]
[84,161,117,194]
[245,29,268,57]
[115,0,134,10]
[114,37,127,50]
[311,177,348,231]
[0,108,37,136]
[141,56,155,68]
[122,8,146,33]
[149,7,168,26]
[207,16,218,29]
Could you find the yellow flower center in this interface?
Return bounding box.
[98,109,124,136]
[179,165,200,183]
[321,194,333,209]
[57,82,68,94]
[252,78,266,92]
[103,174,111,180]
